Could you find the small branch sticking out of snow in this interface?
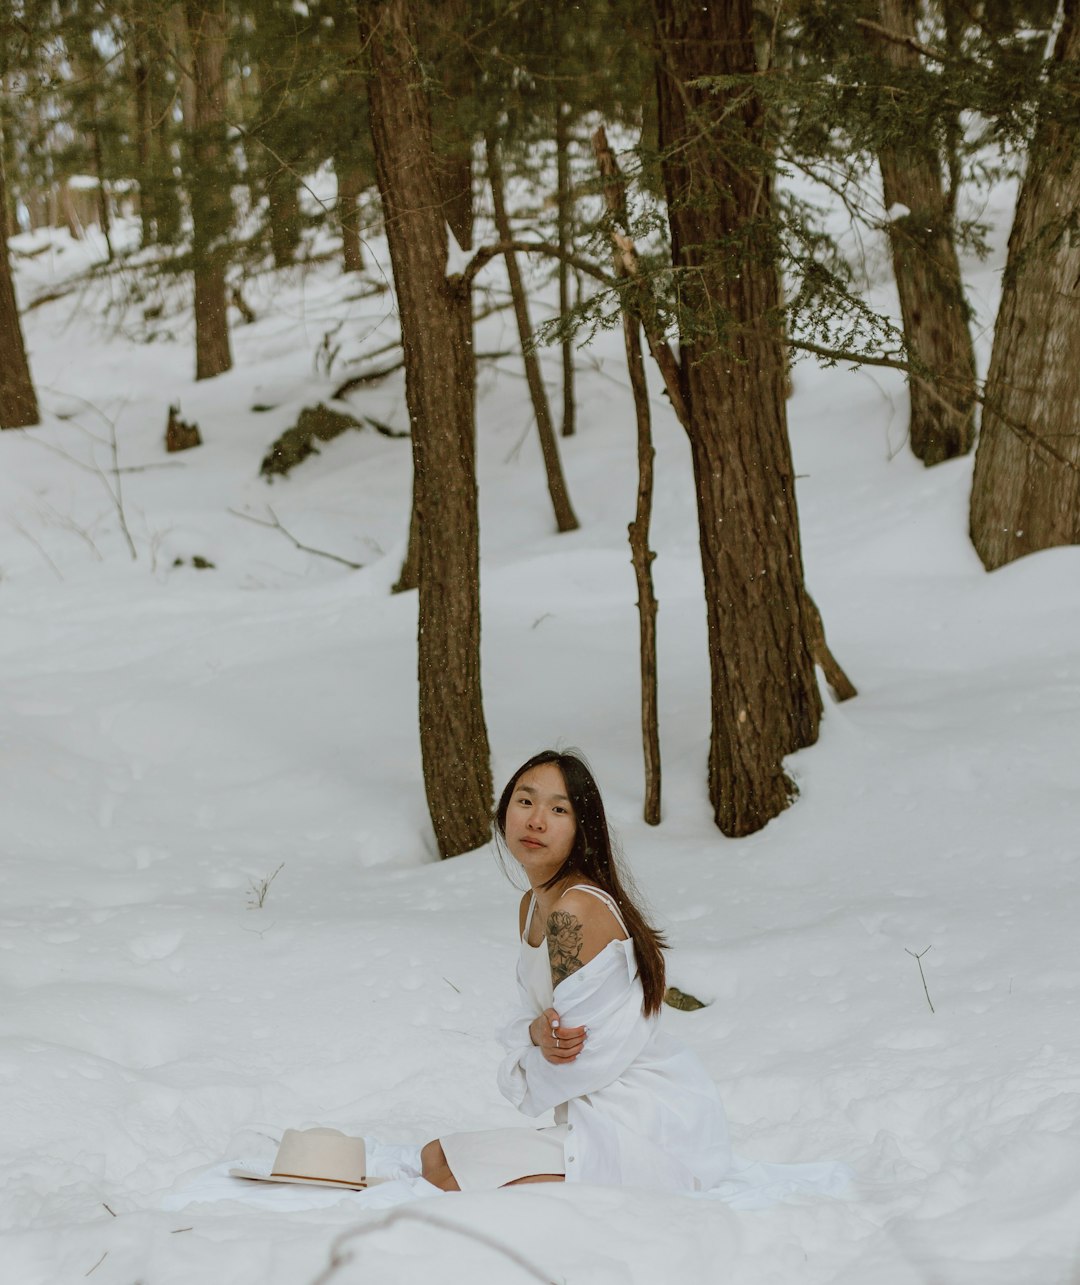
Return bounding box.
[228,507,364,571]
[905,945,935,1013]
[247,863,284,910]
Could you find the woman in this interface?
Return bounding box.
[420,749,734,1193]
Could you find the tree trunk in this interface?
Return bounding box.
[91,122,114,262]
[556,100,576,438]
[969,3,1080,570]
[359,0,493,858]
[184,0,232,381]
[266,169,302,267]
[485,132,579,534]
[652,0,821,837]
[593,127,661,824]
[336,158,365,273]
[129,4,155,244]
[0,151,39,429]
[625,316,662,825]
[871,0,976,466]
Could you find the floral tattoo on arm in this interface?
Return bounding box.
[546,910,584,985]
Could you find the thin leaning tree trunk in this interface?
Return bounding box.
[624,315,661,824]
[969,2,1080,569]
[485,132,579,533]
[359,0,493,857]
[556,100,576,438]
[594,127,661,824]
[870,0,976,465]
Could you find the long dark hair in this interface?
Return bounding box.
[495,749,667,1018]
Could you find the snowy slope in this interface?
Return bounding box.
[1,185,1078,1285]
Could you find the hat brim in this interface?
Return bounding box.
[228,1166,388,1190]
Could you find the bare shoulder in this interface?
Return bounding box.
[544,887,626,986]
[556,887,627,942]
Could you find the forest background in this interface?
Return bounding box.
[1,1,1079,1282]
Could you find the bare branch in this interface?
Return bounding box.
[107,416,137,561]
[10,517,64,581]
[309,1207,557,1285]
[905,946,935,1013]
[454,239,617,295]
[228,507,364,570]
[855,16,948,63]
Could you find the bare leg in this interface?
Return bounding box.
[502,1174,564,1186]
[421,1139,461,1192]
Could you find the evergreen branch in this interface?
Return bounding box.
[592,125,690,432]
[790,341,1080,477]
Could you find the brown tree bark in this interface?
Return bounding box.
[359,0,493,858]
[183,0,232,381]
[871,0,976,466]
[337,159,366,273]
[594,123,856,719]
[970,3,1080,570]
[266,171,302,268]
[556,100,576,438]
[0,150,39,428]
[485,132,579,534]
[652,0,821,837]
[329,0,368,274]
[625,314,662,826]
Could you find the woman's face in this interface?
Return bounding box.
[503,762,578,886]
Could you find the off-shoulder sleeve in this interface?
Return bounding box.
[496,942,654,1117]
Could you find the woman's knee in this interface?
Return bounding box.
[420,1139,460,1191]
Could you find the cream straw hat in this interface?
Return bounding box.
[230,1127,387,1190]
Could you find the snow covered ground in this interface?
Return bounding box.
[2,178,1078,1285]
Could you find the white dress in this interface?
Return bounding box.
[443,886,733,1191]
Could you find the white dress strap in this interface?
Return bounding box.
[523,893,538,940]
[566,884,629,938]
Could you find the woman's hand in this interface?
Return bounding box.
[529,1007,587,1063]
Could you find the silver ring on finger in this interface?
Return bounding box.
[555,1037,561,1049]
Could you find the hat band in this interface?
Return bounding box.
[271,1170,366,1186]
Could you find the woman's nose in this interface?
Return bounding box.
[527,808,546,830]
